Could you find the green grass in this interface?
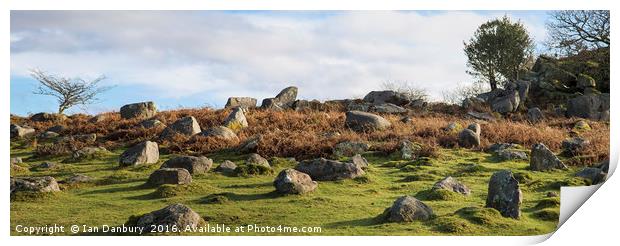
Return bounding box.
[10,144,580,236]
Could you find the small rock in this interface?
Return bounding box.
[333,141,370,157]
[65,174,93,184]
[225,97,257,109]
[89,114,108,123]
[432,176,471,195]
[46,125,66,133]
[160,156,213,174]
[530,143,567,171]
[561,137,590,157]
[134,204,203,232]
[246,153,270,168]
[546,191,559,197]
[215,160,237,174]
[345,111,391,132]
[36,161,57,169]
[458,129,480,148]
[351,154,369,169]
[295,158,364,181]
[384,196,434,222]
[398,140,421,160]
[222,107,248,131]
[274,169,318,195]
[30,112,67,122]
[10,124,35,139]
[10,157,23,164]
[527,107,544,123]
[146,168,192,186]
[200,126,238,141]
[11,176,60,195]
[575,167,606,185]
[237,134,262,153]
[38,131,59,139]
[141,119,165,129]
[496,149,528,161]
[160,116,201,139]
[119,141,159,167]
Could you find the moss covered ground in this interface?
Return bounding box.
[10,143,582,236]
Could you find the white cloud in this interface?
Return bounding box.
[11,10,547,107]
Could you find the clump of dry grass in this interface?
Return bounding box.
[12,106,609,165]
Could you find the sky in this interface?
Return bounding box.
[10,10,550,116]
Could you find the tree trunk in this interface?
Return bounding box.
[489,74,498,91]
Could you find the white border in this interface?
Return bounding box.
[2,1,617,245]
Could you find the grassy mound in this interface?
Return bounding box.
[416,189,462,201]
[151,183,211,198]
[234,164,274,177]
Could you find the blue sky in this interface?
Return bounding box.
[10,10,551,116]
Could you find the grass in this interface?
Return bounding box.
[10,143,581,236]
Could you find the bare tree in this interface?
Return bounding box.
[30,69,110,114]
[381,81,429,101]
[546,10,610,56]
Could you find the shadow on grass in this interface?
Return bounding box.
[223,182,273,189]
[80,183,149,195]
[324,216,384,229]
[200,191,282,204]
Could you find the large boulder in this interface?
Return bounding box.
[333,141,371,157]
[363,90,410,106]
[491,90,520,114]
[133,204,204,232]
[486,170,522,219]
[160,116,201,139]
[432,176,471,195]
[200,126,238,141]
[10,124,35,139]
[11,176,60,195]
[295,158,364,181]
[225,97,257,109]
[273,169,318,195]
[383,196,434,222]
[576,73,596,90]
[345,111,391,132]
[530,143,567,171]
[119,141,159,167]
[261,86,298,110]
[566,93,610,120]
[146,168,192,186]
[160,156,213,174]
[527,107,544,123]
[222,107,248,131]
[120,101,157,119]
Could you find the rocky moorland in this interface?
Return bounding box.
[10,54,610,235]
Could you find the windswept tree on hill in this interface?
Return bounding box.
[464,16,534,91]
[30,69,111,114]
[546,10,610,56]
